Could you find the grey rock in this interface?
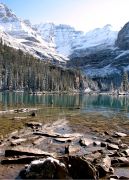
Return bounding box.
[96,155,111,177]
[119,176,129,179]
[20,157,70,179]
[26,122,42,128]
[113,132,127,138]
[93,141,101,146]
[84,151,102,163]
[106,137,122,145]
[65,145,81,155]
[111,157,129,167]
[10,138,27,146]
[101,142,107,147]
[5,146,54,157]
[122,148,129,156]
[109,175,119,179]
[107,143,119,150]
[62,156,98,179]
[116,22,129,50]
[1,156,36,164]
[119,143,128,149]
[79,138,93,147]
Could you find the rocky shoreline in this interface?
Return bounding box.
[0,119,129,179]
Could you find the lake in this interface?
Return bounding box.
[0,92,129,179]
[0,92,129,113]
[0,92,129,137]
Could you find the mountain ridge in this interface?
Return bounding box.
[0,3,129,91]
[0,3,66,63]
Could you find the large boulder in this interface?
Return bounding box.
[96,155,112,177]
[66,156,98,179]
[20,156,98,179]
[20,157,70,179]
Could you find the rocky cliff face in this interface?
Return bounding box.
[34,23,83,57]
[0,3,66,63]
[116,22,129,50]
[1,3,129,91]
[67,24,129,91]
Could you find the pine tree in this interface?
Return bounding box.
[110,82,114,92]
[123,71,128,92]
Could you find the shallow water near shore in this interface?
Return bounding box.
[0,92,129,137]
[0,92,129,179]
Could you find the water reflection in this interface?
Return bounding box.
[0,92,129,112]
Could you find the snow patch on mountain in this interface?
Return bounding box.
[115,50,129,60]
[34,23,84,57]
[73,25,118,52]
[83,64,120,78]
[0,3,66,63]
[35,23,118,59]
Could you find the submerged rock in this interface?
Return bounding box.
[26,122,42,129]
[30,112,37,117]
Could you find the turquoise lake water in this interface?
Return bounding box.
[0,92,129,114]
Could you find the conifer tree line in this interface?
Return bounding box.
[0,39,83,92]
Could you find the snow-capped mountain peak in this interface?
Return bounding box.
[0,3,17,22]
[35,22,84,57]
[72,24,118,52]
[0,3,66,63]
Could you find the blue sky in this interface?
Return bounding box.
[0,0,129,32]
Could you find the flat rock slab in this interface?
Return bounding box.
[118,157,129,165]
[84,151,102,162]
[5,146,54,157]
[122,149,129,156]
[10,138,27,146]
[32,137,46,145]
[113,132,127,138]
[65,145,81,155]
[54,136,76,143]
[1,156,37,164]
[107,143,119,150]
[79,138,93,147]
[96,155,111,177]
[34,132,73,139]
[106,138,122,145]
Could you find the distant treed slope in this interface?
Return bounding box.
[0,39,96,92]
